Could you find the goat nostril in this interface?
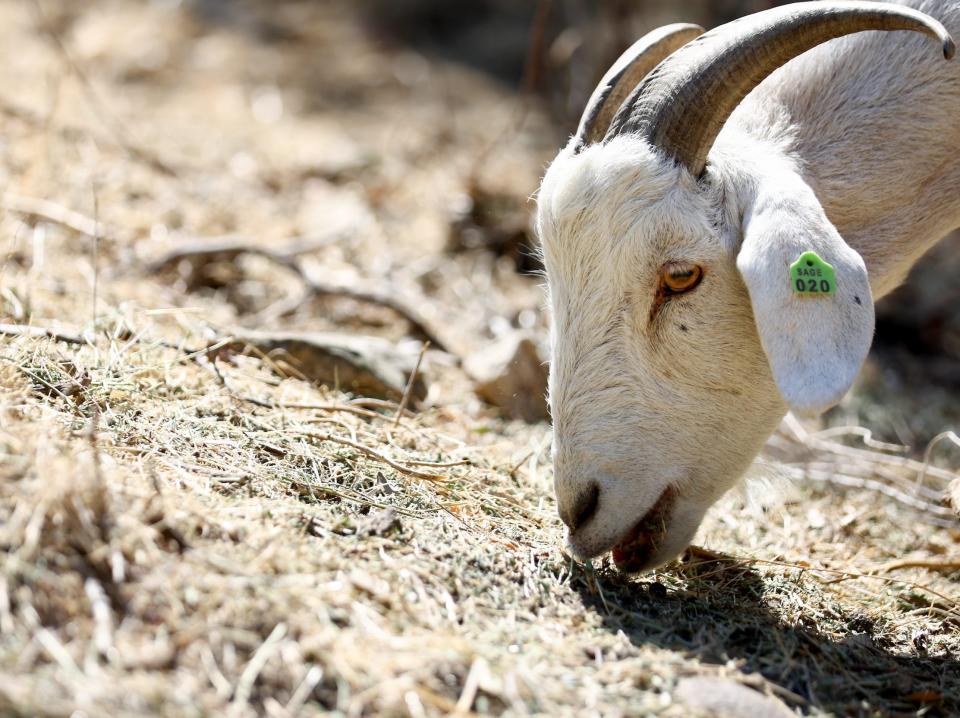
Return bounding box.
[569,483,600,532]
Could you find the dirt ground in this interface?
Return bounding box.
[1,1,959,716]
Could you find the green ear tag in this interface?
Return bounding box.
[790,251,836,296]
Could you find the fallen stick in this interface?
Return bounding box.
[238,393,393,422]
[0,322,88,346]
[147,238,453,354]
[304,280,451,354]
[297,429,447,483]
[144,234,340,274]
[874,558,960,574]
[3,193,114,241]
[0,322,233,364]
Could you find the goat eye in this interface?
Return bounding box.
[661,263,703,294]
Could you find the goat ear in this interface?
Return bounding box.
[736,187,875,416]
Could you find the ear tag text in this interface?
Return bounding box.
[790,251,835,296]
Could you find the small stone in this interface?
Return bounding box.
[359,508,402,537]
[465,332,548,423]
[675,677,794,718]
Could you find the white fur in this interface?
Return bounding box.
[537,0,960,569]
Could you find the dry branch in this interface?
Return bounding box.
[143,234,341,274]
[0,323,88,346]
[297,430,448,483]
[776,414,960,526]
[238,394,395,421]
[395,341,429,427]
[304,280,451,354]
[146,236,453,354]
[874,558,960,574]
[3,193,116,242]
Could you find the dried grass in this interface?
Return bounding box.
[1,1,958,716]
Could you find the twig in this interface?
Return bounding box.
[394,341,429,427]
[238,394,394,421]
[201,646,233,700]
[305,280,450,353]
[297,430,447,482]
[0,321,228,359]
[84,577,115,662]
[145,237,453,354]
[787,467,959,525]
[0,322,88,345]
[3,192,113,241]
[917,430,960,495]
[779,413,960,525]
[810,425,909,453]
[295,477,420,519]
[20,605,82,677]
[784,413,958,485]
[91,184,100,330]
[739,675,810,708]
[232,623,287,707]
[874,558,960,574]
[401,457,471,468]
[286,666,324,715]
[508,449,536,477]
[520,0,553,96]
[455,658,488,714]
[143,234,341,274]
[350,397,410,413]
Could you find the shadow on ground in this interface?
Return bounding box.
[575,557,960,716]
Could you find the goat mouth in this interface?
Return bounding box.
[611,486,676,573]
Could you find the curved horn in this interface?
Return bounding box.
[608,1,955,176]
[574,23,704,150]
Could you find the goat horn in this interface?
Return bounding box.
[574,23,704,151]
[608,1,955,177]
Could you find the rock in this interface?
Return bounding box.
[359,508,402,537]
[674,677,794,718]
[228,331,427,403]
[466,332,548,423]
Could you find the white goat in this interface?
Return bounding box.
[536,0,959,572]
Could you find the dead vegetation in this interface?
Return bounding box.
[1,1,958,716]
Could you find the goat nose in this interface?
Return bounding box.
[560,482,600,532]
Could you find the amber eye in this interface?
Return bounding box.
[661,263,703,294]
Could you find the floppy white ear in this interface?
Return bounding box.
[736,179,875,416]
